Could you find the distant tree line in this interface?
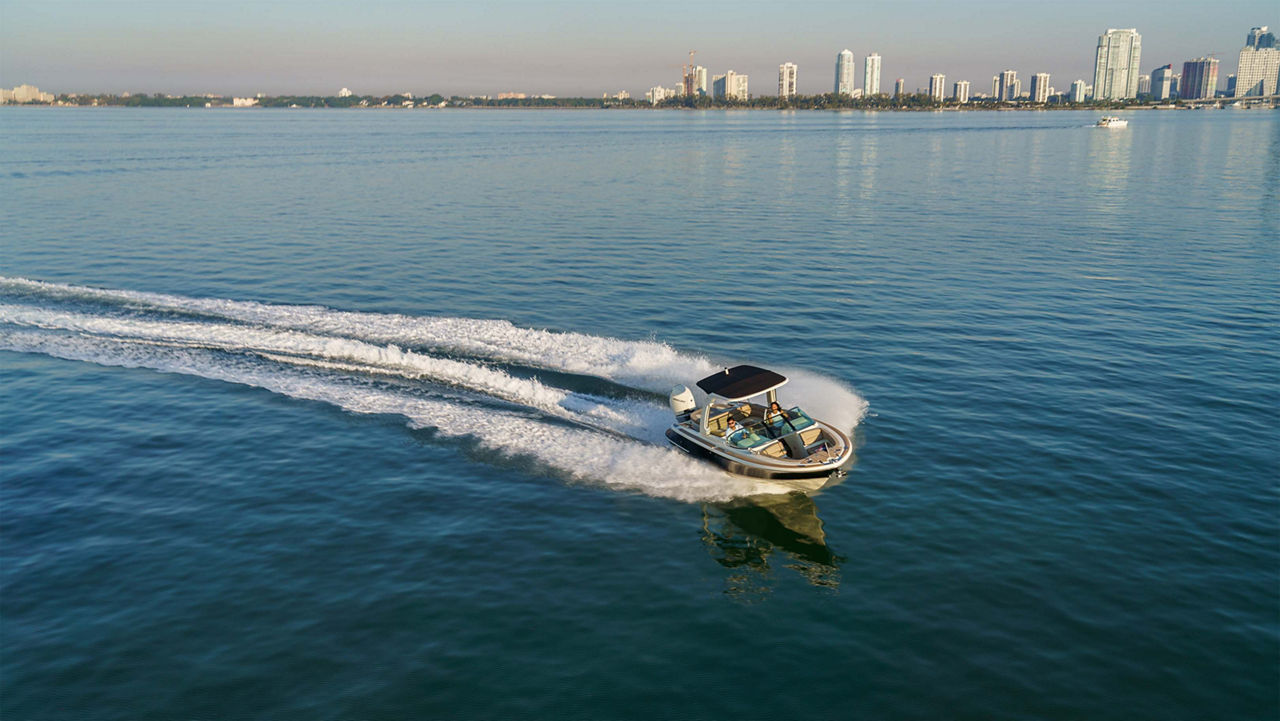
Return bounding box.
[53,92,1161,110]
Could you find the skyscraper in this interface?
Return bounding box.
[992,76,1000,98]
[1070,79,1087,103]
[928,74,946,100]
[998,70,1018,101]
[1151,64,1174,100]
[893,78,905,97]
[778,63,798,98]
[712,71,749,101]
[1180,57,1219,99]
[1030,72,1051,103]
[1137,74,1151,96]
[953,80,970,103]
[835,49,856,96]
[694,66,708,97]
[1246,26,1277,49]
[1092,28,1142,99]
[864,53,881,95]
[1236,26,1280,96]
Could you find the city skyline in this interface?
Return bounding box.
[1,1,1275,96]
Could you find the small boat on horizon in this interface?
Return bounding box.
[1096,116,1128,128]
[666,365,852,491]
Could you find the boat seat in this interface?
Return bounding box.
[706,412,732,436]
[757,440,787,458]
[799,427,823,447]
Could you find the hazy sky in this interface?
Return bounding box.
[2,1,1275,96]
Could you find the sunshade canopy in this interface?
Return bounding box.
[696,365,788,401]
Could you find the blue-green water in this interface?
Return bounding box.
[1,107,1277,719]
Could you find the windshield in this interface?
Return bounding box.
[725,417,771,449]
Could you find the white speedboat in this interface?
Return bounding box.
[1096,116,1128,128]
[666,365,852,489]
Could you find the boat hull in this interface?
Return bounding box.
[665,427,849,485]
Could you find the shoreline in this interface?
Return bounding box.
[4,103,1273,112]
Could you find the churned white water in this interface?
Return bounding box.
[0,278,869,501]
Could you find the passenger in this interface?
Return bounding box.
[765,402,796,433]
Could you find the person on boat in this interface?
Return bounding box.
[724,418,748,444]
[765,402,796,433]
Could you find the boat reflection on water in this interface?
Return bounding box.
[701,485,845,597]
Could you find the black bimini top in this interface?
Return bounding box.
[696,365,788,401]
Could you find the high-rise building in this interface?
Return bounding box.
[1137,74,1151,96]
[0,84,55,104]
[712,71,749,101]
[1226,74,1237,94]
[1092,28,1142,99]
[953,80,970,103]
[928,73,946,100]
[893,78,905,97]
[1070,79,1087,102]
[1151,64,1174,100]
[863,53,882,95]
[1246,26,1277,49]
[694,66,708,96]
[1180,57,1219,99]
[835,49,856,96]
[1236,26,1280,96]
[992,76,1000,98]
[1030,72,1051,103]
[1171,74,1181,97]
[645,86,669,104]
[998,70,1018,101]
[778,63,798,98]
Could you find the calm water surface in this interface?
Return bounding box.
[1,107,1277,719]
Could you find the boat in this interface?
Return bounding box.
[1095,116,1128,128]
[666,365,853,489]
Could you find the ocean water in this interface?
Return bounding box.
[1,107,1276,719]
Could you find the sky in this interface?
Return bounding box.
[1,1,1275,97]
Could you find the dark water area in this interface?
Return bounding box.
[1,107,1277,719]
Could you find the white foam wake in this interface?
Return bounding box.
[0,276,869,429]
[0,329,776,502]
[0,303,672,441]
[0,277,870,498]
[0,276,716,391]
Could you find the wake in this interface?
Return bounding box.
[0,277,869,501]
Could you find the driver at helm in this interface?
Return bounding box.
[724,417,748,443]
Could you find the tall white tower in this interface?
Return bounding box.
[779,62,798,98]
[864,53,882,95]
[1092,28,1142,100]
[1235,27,1280,97]
[928,74,946,100]
[835,49,856,96]
[1030,73,1051,103]
[998,69,1018,100]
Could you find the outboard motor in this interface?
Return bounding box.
[669,384,696,418]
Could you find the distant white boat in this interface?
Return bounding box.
[1096,116,1128,128]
